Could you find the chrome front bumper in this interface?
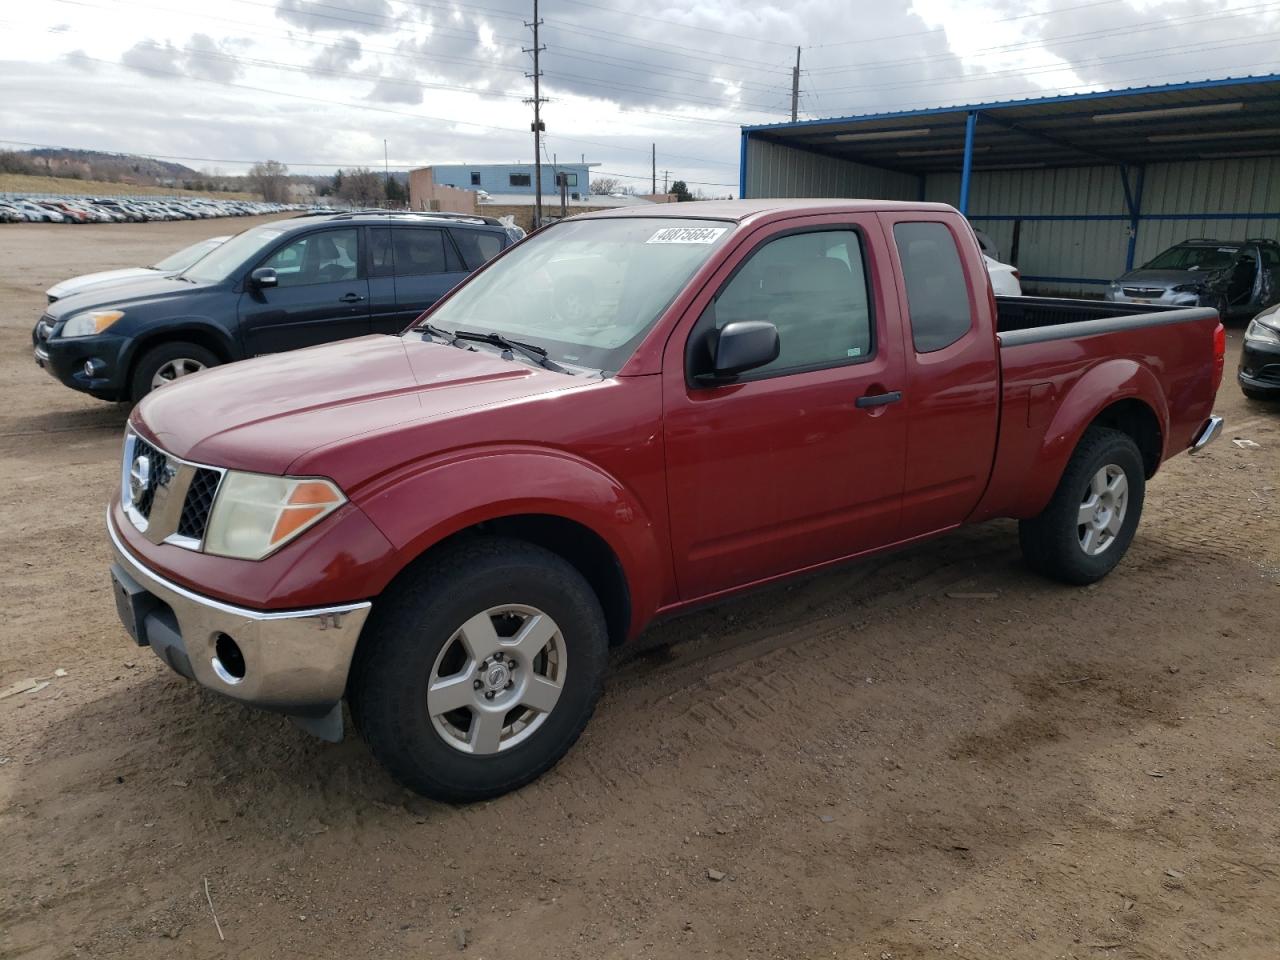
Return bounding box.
[1191,414,1224,453]
[108,511,371,738]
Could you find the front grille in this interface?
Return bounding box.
[178,468,222,540]
[122,429,224,549]
[131,436,168,518]
[1123,287,1166,298]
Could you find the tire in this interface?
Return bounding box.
[129,341,219,401]
[1018,426,1146,585]
[349,537,609,802]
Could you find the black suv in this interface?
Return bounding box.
[32,212,517,402]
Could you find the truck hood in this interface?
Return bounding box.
[134,335,584,476]
[46,267,163,302]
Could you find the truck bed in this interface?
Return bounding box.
[995,295,1215,344]
[969,295,1222,525]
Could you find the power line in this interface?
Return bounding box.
[805,0,1126,50]
[551,0,796,49]
[806,0,1280,74]
[817,31,1280,102]
[63,53,740,168]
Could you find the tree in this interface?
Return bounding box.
[385,176,407,208]
[670,179,694,202]
[337,167,385,208]
[590,176,622,195]
[248,160,290,202]
[332,169,344,194]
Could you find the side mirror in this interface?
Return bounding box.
[249,267,278,289]
[710,321,779,379]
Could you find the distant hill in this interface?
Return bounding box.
[22,148,201,183]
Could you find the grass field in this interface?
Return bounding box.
[0,172,254,200]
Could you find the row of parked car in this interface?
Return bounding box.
[0,195,303,224]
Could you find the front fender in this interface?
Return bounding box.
[355,445,667,638]
[1017,358,1168,517]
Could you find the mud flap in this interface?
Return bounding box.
[290,702,344,742]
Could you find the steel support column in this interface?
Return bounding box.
[1121,164,1145,271]
[958,111,979,215]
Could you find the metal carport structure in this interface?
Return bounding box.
[739,75,1280,295]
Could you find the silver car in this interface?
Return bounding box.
[1106,239,1280,320]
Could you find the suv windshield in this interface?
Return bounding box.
[422,217,732,370]
[181,224,287,283]
[1144,244,1240,271]
[152,237,225,273]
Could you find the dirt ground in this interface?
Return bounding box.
[1,218,1278,960]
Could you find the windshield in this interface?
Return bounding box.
[181,225,287,283]
[422,217,732,370]
[152,237,226,272]
[1144,244,1240,271]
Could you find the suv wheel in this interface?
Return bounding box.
[130,341,219,401]
[349,537,609,802]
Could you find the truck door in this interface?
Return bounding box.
[883,216,1000,540]
[662,218,908,600]
[372,226,471,334]
[239,228,371,355]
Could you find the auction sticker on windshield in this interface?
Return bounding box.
[646,226,728,244]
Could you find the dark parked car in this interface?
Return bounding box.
[33,212,515,401]
[1240,302,1280,400]
[1105,238,1280,319]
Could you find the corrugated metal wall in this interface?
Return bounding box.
[743,137,918,203]
[926,167,1131,297]
[743,135,1280,298]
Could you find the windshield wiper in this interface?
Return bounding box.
[451,330,569,373]
[414,321,461,346]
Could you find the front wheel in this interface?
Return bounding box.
[1018,426,1146,585]
[130,341,218,401]
[349,537,609,802]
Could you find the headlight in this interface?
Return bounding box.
[61,309,124,338]
[204,472,345,560]
[1244,318,1280,345]
[1171,283,1204,293]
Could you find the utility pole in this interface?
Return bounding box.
[791,46,800,122]
[523,0,547,228]
[651,143,656,196]
[383,138,390,207]
[662,170,670,194]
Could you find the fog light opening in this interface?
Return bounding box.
[212,633,246,685]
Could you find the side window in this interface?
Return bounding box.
[696,229,873,378]
[470,171,481,186]
[509,173,531,187]
[451,229,505,270]
[369,227,395,277]
[893,221,974,353]
[261,229,359,287]
[392,229,450,276]
[1261,245,1279,267]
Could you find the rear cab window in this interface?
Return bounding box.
[893,221,974,353]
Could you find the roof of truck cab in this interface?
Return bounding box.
[572,198,959,222]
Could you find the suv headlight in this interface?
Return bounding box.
[1244,317,1280,345]
[61,309,124,338]
[204,472,345,560]
[1171,282,1204,293]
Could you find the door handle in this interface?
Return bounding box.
[855,390,902,409]
[339,292,365,303]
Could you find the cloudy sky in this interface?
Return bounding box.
[3,0,1280,191]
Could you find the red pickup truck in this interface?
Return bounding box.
[107,199,1225,801]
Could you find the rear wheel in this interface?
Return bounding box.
[130,341,218,401]
[1019,426,1146,585]
[349,537,609,802]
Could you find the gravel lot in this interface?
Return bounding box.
[2,217,1279,960]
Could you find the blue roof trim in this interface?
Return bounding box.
[740,73,1280,134]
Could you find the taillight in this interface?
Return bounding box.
[1212,322,1226,394]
